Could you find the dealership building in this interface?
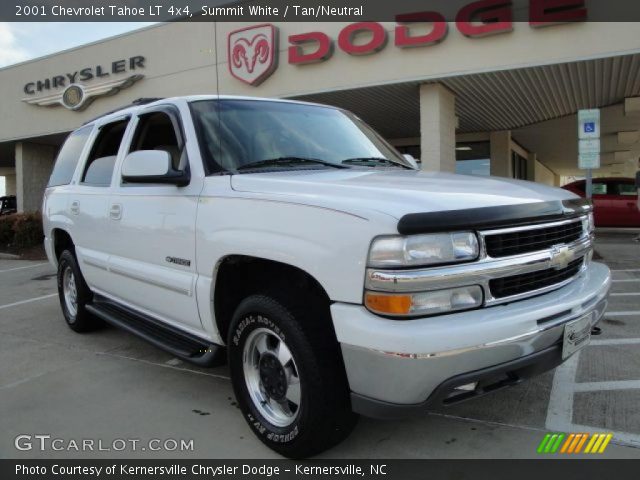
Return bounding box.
[1,14,640,212]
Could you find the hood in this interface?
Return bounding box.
[230,169,576,220]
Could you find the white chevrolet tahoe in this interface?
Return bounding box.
[43,96,611,458]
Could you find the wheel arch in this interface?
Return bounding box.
[51,228,75,260]
[212,255,333,343]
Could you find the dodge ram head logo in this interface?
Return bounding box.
[228,24,278,86]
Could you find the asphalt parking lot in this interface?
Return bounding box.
[1,233,639,459]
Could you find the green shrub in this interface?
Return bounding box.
[0,212,44,250]
[0,214,15,247]
[11,212,44,249]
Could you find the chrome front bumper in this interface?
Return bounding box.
[332,262,611,418]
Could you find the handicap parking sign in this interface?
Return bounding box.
[578,109,600,139]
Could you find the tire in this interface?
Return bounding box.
[57,250,101,333]
[227,294,357,458]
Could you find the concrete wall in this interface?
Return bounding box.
[16,143,56,212]
[535,160,558,186]
[0,22,217,142]
[0,21,639,143]
[5,174,16,196]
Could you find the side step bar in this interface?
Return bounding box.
[86,296,225,367]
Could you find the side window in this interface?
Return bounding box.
[81,119,129,187]
[48,126,92,187]
[592,182,608,195]
[129,111,185,171]
[614,182,637,196]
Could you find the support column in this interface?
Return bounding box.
[16,142,56,213]
[489,131,512,178]
[419,83,457,172]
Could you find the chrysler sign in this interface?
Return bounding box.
[22,55,146,111]
[228,0,587,85]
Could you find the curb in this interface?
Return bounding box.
[0,252,21,260]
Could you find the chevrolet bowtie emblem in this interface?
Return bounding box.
[549,245,573,270]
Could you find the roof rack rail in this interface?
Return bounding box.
[132,97,164,105]
[82,97,165,125]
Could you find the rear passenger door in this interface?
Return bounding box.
[105,105,204,332]
[610,179,640,227]
[71,117,129,292]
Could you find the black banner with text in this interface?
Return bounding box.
[4,0,640,22]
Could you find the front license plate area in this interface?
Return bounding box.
[562,313,593,360]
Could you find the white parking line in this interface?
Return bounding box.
[591,338,640,346]
[612,279,640,283]
[0,263,49,273]
[547,338,640,448]
[0,293,57,310]
[606,311,640,316]
[573,380,640,392]
[612,269,640,272]
[611,293,640,297]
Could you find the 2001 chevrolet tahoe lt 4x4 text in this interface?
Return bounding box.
[43,96,611,458]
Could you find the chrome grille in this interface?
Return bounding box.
[489,258,584,299]
[484,220,583,258]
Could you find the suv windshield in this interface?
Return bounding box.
[189,99,411,173]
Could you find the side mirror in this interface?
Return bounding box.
[403,154,419,170]
[121,150,190,186]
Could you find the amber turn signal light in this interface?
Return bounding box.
[364,293,413,315]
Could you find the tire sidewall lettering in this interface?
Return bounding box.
[232,314,286,346]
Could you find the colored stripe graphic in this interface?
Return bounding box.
[550,434,565,453]
[539,433,614,454]
[537,434,552,453]
[574,433,589,453]
[560,433,575,453]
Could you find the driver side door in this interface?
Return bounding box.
[105,105,204,333]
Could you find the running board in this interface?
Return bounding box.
[86,296,225,367]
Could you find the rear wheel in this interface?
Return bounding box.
[57,250,101,332]
[227,294,357,458]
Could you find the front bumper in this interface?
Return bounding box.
[331,262,611,419]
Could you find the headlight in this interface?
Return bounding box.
[581,213,595,236]
[368,232,479,268]
[365,286,483,317]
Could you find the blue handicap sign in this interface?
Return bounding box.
[584,122,596,133]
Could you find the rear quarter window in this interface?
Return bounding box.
[48,126,93,187]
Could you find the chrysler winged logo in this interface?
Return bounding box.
[549,245,573,270]
[22,74,144,111]
[228,24,278,86]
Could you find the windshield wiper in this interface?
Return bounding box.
[236,157,347,171]
[341,157,407,168]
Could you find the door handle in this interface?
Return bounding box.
[70,201,80,215]
[109,203,122,220]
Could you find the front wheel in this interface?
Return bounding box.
[227,295,357,458]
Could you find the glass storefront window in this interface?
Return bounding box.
[456,141,490,176]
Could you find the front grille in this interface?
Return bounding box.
[489,258,584,299]
[485,221,583,258]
